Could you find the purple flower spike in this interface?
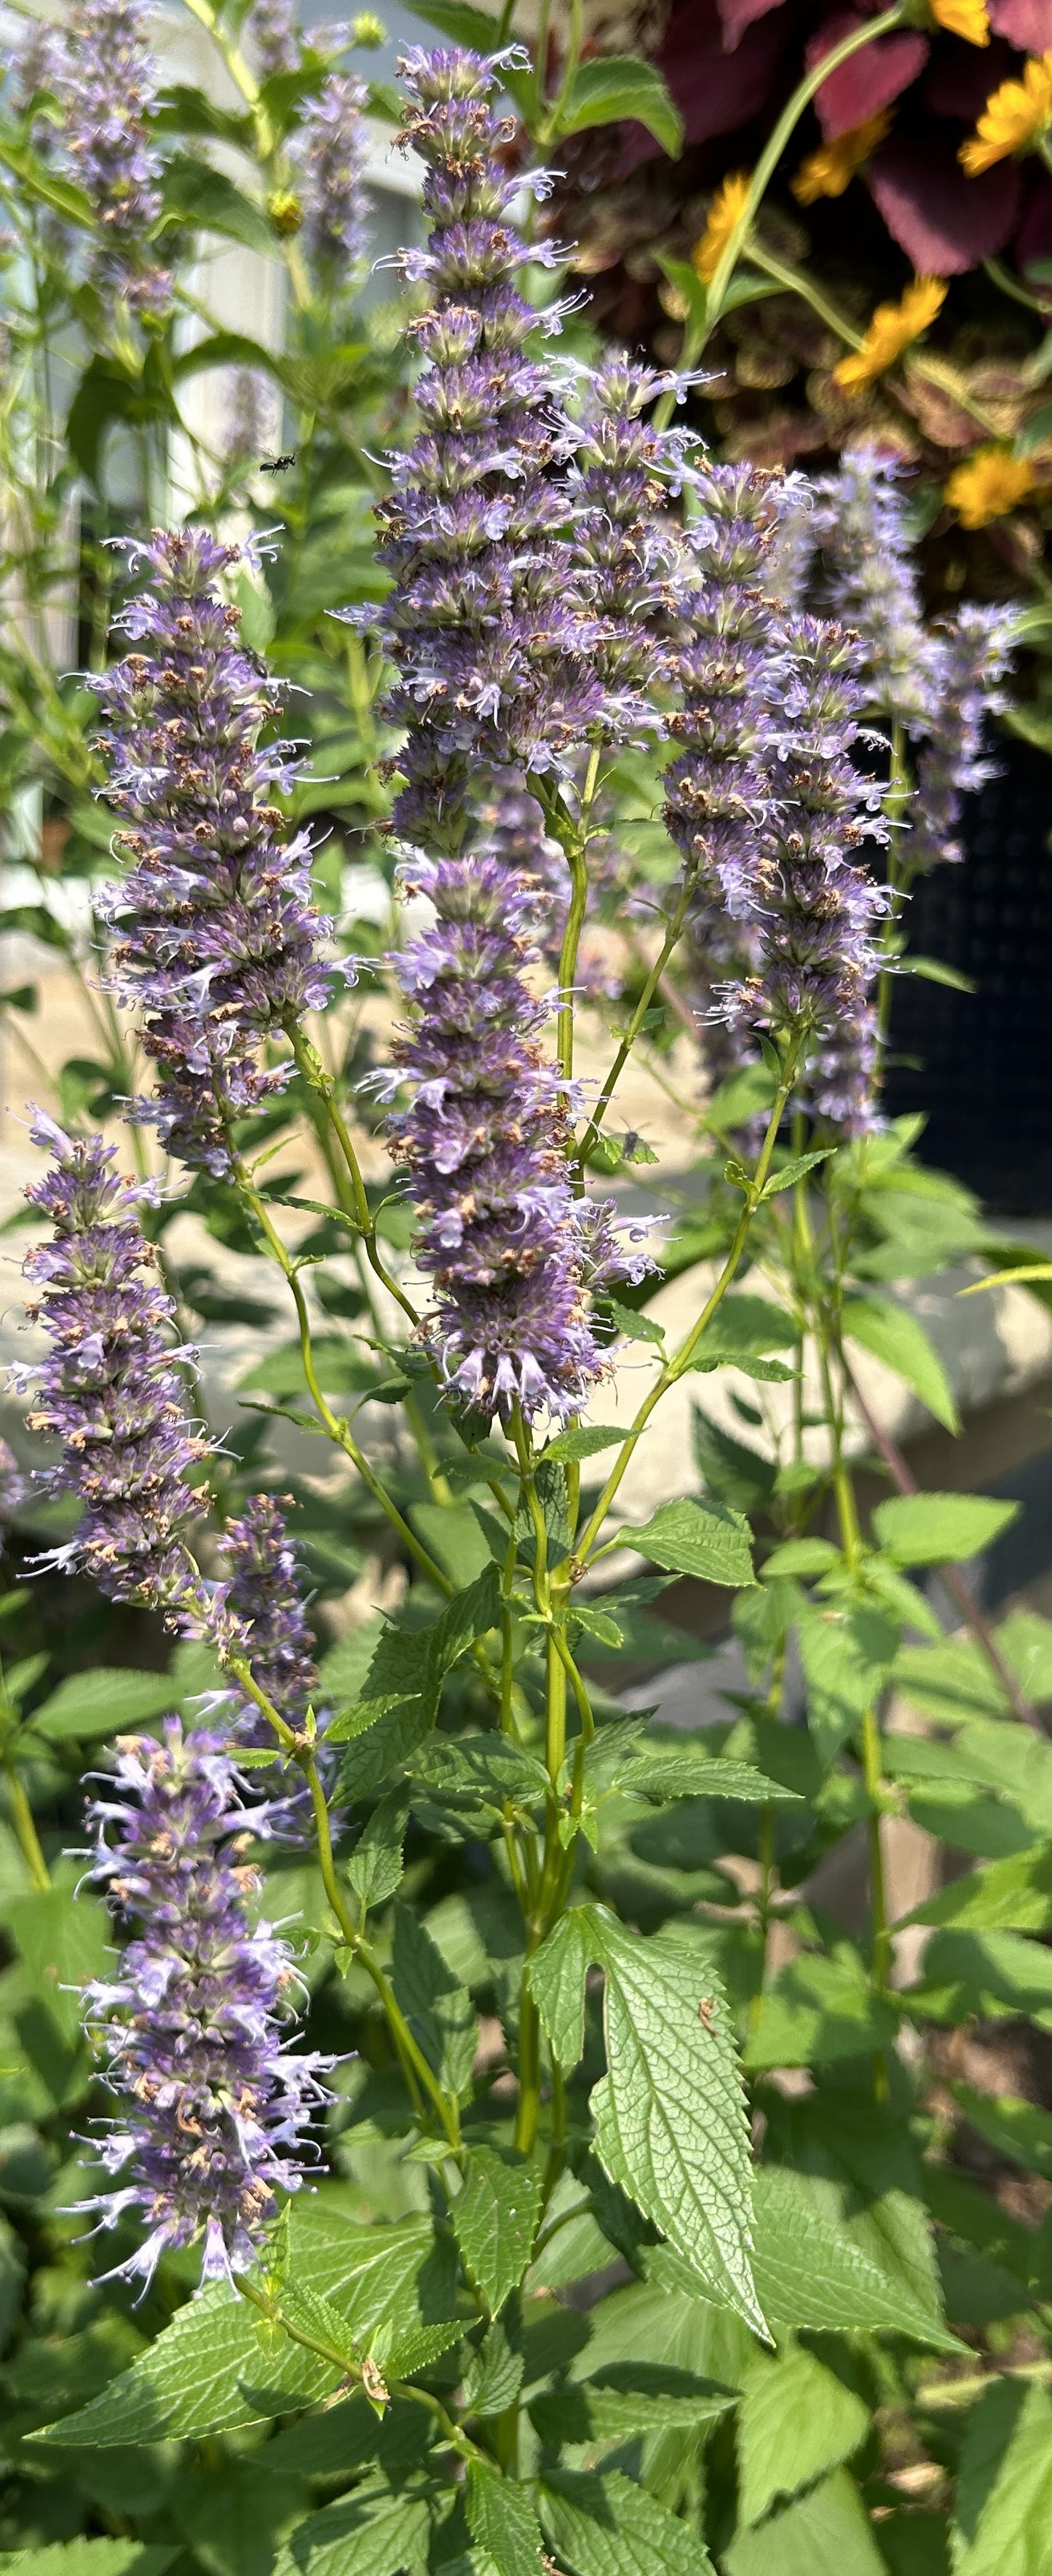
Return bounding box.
[93,528,336,1177]
[385,852,611,1424]
[19,1112,234,1641]
[738,615,890,1129]
[219,1495,339,1838]
[82,1718,333,2291]
[375,47,609,852]
[295,71,370,280]
[247,0,300,78]
[811,449,940,735]
[911,602,1016,874]
[52,0,171,315]
[222,1495,319,1735]
[665,463,785,925]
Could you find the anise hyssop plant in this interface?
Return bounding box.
[6,38,1052,2576]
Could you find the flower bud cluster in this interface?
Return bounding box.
[383,852,617,1423]
[294,71,370,280]
[94,529,334,1176]
[911,601,1016,873]
[19,1113,234,1635]
[82,1718,332,2290]
[53,0,170,315]
[374,47,608,851]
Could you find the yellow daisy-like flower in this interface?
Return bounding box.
[960,50,1052,174]
[931,0,989,42]
[791,109,891,205]
[692,173,751,287]
[833,277,946,395]
[944,444,1038,526]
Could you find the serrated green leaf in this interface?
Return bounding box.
[797,1602,899,1765]
[952,2379,1052,2576]
[347,1784,410,1911]
[541,2470,714,2576]
[556,55,684,157]
[744,1949,899,2073]
[451,2148,542,2315]
[763,1538,840,1578]
[277,2280,360,2371]
[542,1425,631,1462]
[623,1744,802,1805]
[161,156,275,255]
[31,2205,450,2442]
[759,1148,834,1199]
[691,1292,799,1369]
[26,1667,176,1742]
[271,2485,430,2576]
[530,2370,734,2446]
[526,1910,593,2070]
[949,2081,1052,2178]
[736,2344,871,2527]
[0,2551,175,2576]
[872,1491,1018,1568]
[723,2469,885,2576]
[905,1925,1052,2029]
[622,1498,756,1588]
[746,2168,961,2350]
[842,1296,959,1433]
[385,2315,463,2377]
[465,2462,543,2576]
[586,1913,765,2339]
[462,2316,525,2417]
[901,1844,1052,1932]
[391,1905,478,2099]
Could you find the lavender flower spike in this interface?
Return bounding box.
[296,71,370,282]
[53,0,171,315]
[386,853,609,1423]
[19,1111,234,1641]
[82,1719,333,2290]
[811,449,940,735]
[376,47,607,853]
[665,463,784,925]
[223,1495,320,1738]
[911,602,1016,874]
[94,529,335,1177]
[247,0,300,78]
[737,615,890,1130]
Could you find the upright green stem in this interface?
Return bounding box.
[232,1155,451,1596]
[4,1760,50,1892]
[574,860,698,1172]
[701,7,906,326]
[577,1038,804,1562]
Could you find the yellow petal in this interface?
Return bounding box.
[932,0,989,42]
[692,173,751,286]
[945,444,1038,526]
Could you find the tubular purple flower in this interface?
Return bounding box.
[222,1494,319,1735]
[18,1110,234,1640]
[558,355,694,732]
[910,602,1016,874]
[810,449,940,735]
[664,463,785,925]
[219,1494,339,1837]
[82,1718,333,2290]
[384,852,613,1423]
[732,615,890,1124]
[93,529,335,1177]
[374,47,609,853]
[52,0,171,315]
[247,0,300,78]
[295,71,370,280]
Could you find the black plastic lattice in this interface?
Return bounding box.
[885,733,1052,1215]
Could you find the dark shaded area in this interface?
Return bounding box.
[885,731,1052,1216]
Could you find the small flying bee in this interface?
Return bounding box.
[259,452,297,473]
